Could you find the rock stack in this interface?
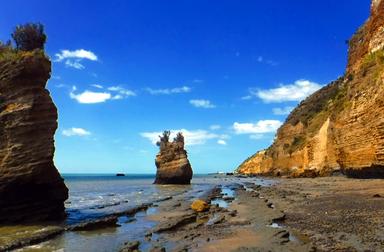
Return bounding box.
[0,49,68,222]
[154,131,193,184]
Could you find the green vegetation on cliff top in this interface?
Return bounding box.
[0,23,46,62]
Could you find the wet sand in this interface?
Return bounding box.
[143,182,312,252]
[129,176,384,251]
[3,176,384,251]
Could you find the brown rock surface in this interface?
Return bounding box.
[154,131,193,184]
[237,0,384,178]
[0,50,68,222]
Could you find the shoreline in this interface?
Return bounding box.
[2,175,384,251]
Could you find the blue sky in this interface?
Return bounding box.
[1,0,371,174]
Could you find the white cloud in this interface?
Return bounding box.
[145,86,191,95]
[70,85,135,104]
[233,120,282,134]
[210,125,221,130]
[217,139,227,145]
[253,79,322,103]
[70,87,111,104]
[62,127,91,137]
[189,99,216,109]
[55,49,98,69]
[273,106,294,115]
[141,129,221,146]
[55,49,98,62]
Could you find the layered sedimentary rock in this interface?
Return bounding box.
[0,50,68,222]
[154,132,193,184]
[237,0,384,178]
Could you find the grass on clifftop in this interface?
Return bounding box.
[0,23,47,62]
[0,46,45,63]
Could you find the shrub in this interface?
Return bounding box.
[174,132,184,143]
[156,130,171,147]
[11,23,46,51]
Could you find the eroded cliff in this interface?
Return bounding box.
[237,0,384,178]
[0,49,68,222]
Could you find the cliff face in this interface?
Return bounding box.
[154,133,193,184]
[0,50,68,222]
[237,0,384,178]
[347,0,384,73]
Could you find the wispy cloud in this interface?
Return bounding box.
[108,86,136,96]
[107,86,136,99]
[273,106,294,115]
[210,125,221,130]
[141,129,226,146]
[64,60,84,69]
[55,49,98,69]
[217,139,227,145]
[250,134,264,140]
[55,84,67,88]
[245,79,322,103]
[145,86,191,95]
[62,127,91,137]
[257,55,279,66]
[189,99,216,109]
[91,84,103,89]
[241,95,252,100]
[233,120,282,135]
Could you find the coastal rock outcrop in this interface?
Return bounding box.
[0,46,68,222]
[237,0,384,178]
[154,131,193,184]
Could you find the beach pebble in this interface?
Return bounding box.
[191,199,210,212]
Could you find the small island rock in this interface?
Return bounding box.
[154,131,193,184]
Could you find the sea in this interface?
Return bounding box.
[13,174,271,252]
